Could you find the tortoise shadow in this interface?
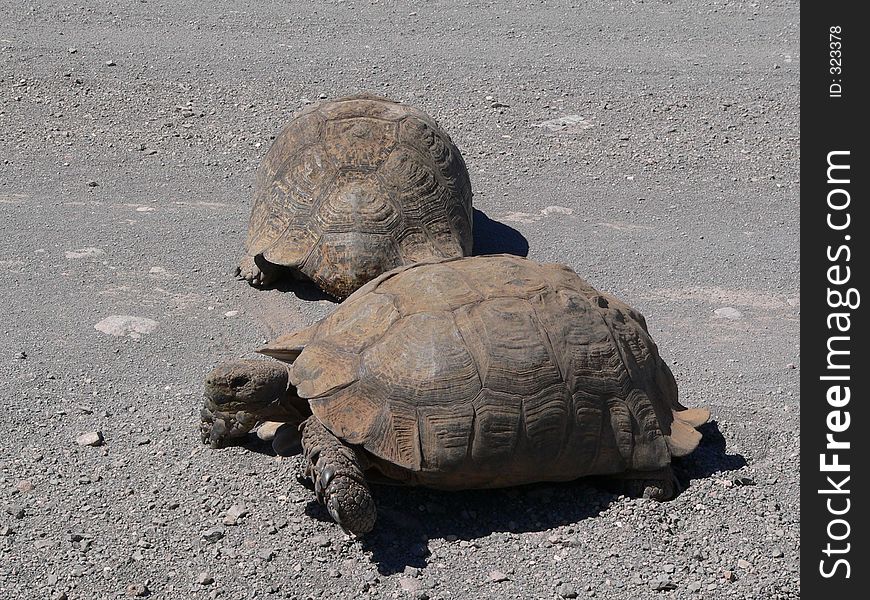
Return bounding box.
[260,270,338,303]
[304,481,617,575]
[472,208,529,257]
[302,421,742,575]
[673,420,747,487]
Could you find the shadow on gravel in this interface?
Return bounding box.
[304,482,617,575]
[472,208,529,257]
[263,273,338,303]
[673,420,747,487]
[300,422,743,574]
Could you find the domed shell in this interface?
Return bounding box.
[259,255,708,489]
[245,94,473,298]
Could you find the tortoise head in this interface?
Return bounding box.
[204,359,290,411]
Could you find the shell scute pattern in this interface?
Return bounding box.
[242,95,472,298]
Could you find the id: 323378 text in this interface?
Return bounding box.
[830,26,843,98]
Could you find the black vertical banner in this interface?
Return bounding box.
[802,4,869,598]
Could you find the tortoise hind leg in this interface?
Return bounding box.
[235,254,281,287]
[605,466,679,501]
[300,416,377,535]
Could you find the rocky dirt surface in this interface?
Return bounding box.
[0,1,799,598]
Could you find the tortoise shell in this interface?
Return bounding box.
[259,255,708,489]
[246,94,473,298]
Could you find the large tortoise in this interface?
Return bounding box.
[203,255,709,534]
[235,93,473,299]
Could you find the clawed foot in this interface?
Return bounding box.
[301,417,377,535]
[605,467,679,501]
[200,403,259,448]
[235,254,278,287]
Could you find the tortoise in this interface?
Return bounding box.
[203,255,709,535]
[235,93,473,299]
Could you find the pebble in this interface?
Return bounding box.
[488,570,509,583]
[106,60,116,66]
[772,549,784,558]
[732,476,756,486]
[77,431,104,447]
[86,180,99,187]
[398,577,422,593]
[256,422,282,442]
[556,582,578,598]
[201,527,225,544]
[224,310,239,317]
[723,570,736,582]
[125,583,149,597]
[257,549,275,562]
[662,563,675,574]
[714,306,743,319]
[534,114,594,132]
[311,535,331,548]
[67,47,77,54]
[65,247,105,259]
[651,576,676,591]
[16,480,34,492]
[223,504,249,525]
[737,559,752,569]
[94,315,158,339]
[15,351,26,360]
[197,572,214,585]
[688,581,702,593]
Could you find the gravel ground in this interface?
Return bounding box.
[0,1,799,598]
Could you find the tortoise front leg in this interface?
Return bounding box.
[235,254,281,287]
[300,416,377,535]
[605,466,679,500]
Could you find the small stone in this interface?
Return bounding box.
[737,559,752,570]
[651,577,676,591]
[0,524,12,536]
[223,504,249,525]
[86,180,99,187]
[257,548,275,562]
[68,47,77,54]
[255,422,282,442]
[662,563,675,574]
[197,572,214,585]
[488,570,509,583]
[556,582,578,598]
[688,581,702,593]
[125,583,149,597]
[77,431,104,447]
[14,351,26,360]
[94,315,158,339]
[106,60,116,66]
[398,577,422,593]
[722,570,736,582]
[224,310,239,317]
[714,306,743,319]
[16,480,34,492]
[201,527,225,543]
[490,101,509,108]
[404,566,421,577]
[732,476,755,486]
[772,549,784,558]
[311,535,331,548]
[134,436,151,446]
[52,593,68,600]
[786,363,796,369]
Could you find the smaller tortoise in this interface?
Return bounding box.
[235,93,473,299]
[203,255,709,534]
